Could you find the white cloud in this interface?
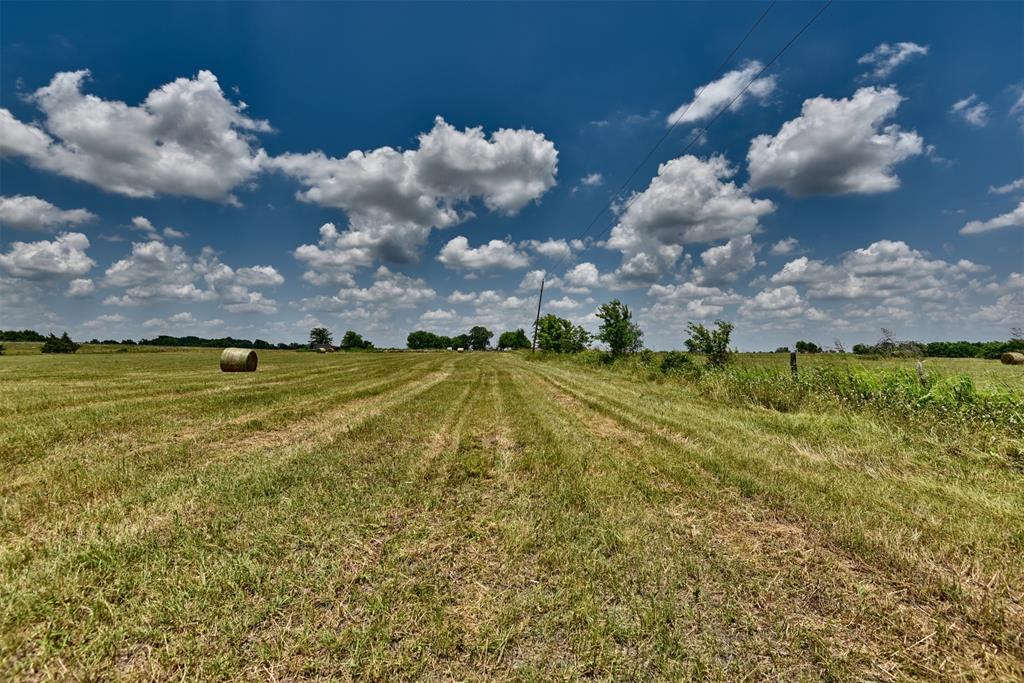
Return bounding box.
[234,265,285,287]
[747,87,923,196]
[272,117,557,274]
[666,60,776,126]
[0,232,95,280]
[605,154,774,285]
[769,237,800,255]
[0,195,96,233]
[82,313,125,329]
[950,94,990,127]
[546,296,581,311]
[299,266,435,312]
[0,70,269,204]
[988,178,1024,195]
[692,235,758,286]
[520,238,584,261]
[857,42,928,79]
[102,240,281,311]
[67,278,95,297]
[437,236,530,270]
[767,240,984,306]
[581,172,603,187]
[419,308,457,323]
[162,227,186,240]
[447,290,478,304]
[563,262,601,291]
[960,202,1024,235]
[1011,88,1024,133]
[739,285,824,321]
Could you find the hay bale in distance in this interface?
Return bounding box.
[220,347,258,372]
[1000,352,1024,365]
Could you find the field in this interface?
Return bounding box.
[2,349,1022,680]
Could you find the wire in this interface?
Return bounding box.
[552,0,832,273]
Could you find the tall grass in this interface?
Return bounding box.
[536,350,1024,443]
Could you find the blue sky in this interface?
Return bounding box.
[1,1,1021,350]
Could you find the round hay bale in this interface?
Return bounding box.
[220,347,257,372]
[1000,352,1024,365]
[456,347,465,353]
[317,347,327,354]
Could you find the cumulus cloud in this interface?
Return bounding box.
[447,289,478,304]
[768,240,984,306]
[0,232,95,280]
[299,266,436,312]
[605,154,774,285]
[960,202,1024,235]
[989,178,1024,195]
[272,117,557,274]
[546,296,581,311]
[769,237,800,255]
[747,87,923,196]
[0,70,269,204]
[520,237,585,261]
[571,172,604,194]
[0,195,96,233]
[563,262,601,292]
[420,308,457,323]
[692,235,758,286]
[950,94,990,127]
[437,236,530,270]
[67,278,95,297]
[739,285,826,321]
[102,240,282,311]
[857,42,928,79]
[666,60,776,126]
[82,313,126,329]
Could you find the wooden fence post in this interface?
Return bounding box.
[790,350,798,379]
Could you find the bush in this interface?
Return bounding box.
[684,320,734,367]
[0,343,5,356]
[536,314,590,353]
[595,299,643,356]
[340,330,374,350]
[498,328,531,350]
[41,332,80,354]
[795,340,822,354]
[659,351,694,375]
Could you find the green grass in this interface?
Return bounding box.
[1,349,1022,680]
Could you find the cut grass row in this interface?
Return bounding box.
[1,350,1021,679]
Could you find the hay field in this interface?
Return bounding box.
[1,349,1022,680]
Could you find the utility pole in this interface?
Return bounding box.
[531,277,545,352]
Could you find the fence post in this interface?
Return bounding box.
[790,350,798,379]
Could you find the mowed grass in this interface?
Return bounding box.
[1,350,1021,680]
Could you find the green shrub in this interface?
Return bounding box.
[41,332,80,354]
[659,351,694,375]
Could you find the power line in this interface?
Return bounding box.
[552,0,832,273]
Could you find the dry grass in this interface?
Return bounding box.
[1,349,1021,680]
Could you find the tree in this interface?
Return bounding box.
[41,332,80,354]
[309,327,333,348]
[340,330,374,350]
[536,314,590,353]
[595,299,643,355]
[498,328,531,350]
[684,320,734,367]
[795,340,822,354]
[774,346,790,353]
[468,326,494,351]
